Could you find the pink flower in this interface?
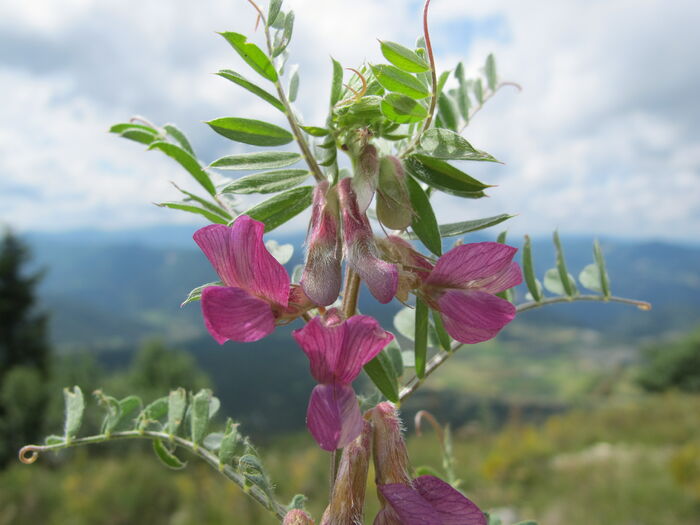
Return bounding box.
[379,475,486,525]
[338,178,398,304]
[293,309,393,451]
[422,242,522,344]
[193,215,303,344]
[301,181,342,306]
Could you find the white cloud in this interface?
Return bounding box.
[0,0,698,241]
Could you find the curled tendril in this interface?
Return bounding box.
[335,68,368,108]
[19,445,41,464]
[414,410,445,446]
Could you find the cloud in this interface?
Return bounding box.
[0,0,698,241]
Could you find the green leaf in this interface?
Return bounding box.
[207,117,293,147]
[427,214,514,238]
[543,268,577,296]
[242,185,313,231]
[415,297,429,378]
[216,70,285,112]
[45,435,64,446]
[579,264,603,293]
[138,396,168,430]
[593,239,611,297]
[437,93,458,132]
[371,64,430,99]
[522,235,542,302]
[119,396,141,427]
[203,432,225,451]
[288,64,300,102]
[171,183,231,221]
[95,392,121,435]
[118,129,159,145]
[219,169,309,195]
[495,231,516,303]
[167,388,187,436]
[156,202,228,225]
[484,54,498,91]
[163,124,195,155]
[272,11,294,57]
[267,0,283,28]
[379,40,430,73]
[364,348,400,402]
[419,129,498,162]
[300,125,329,137]
[473,78,484,104]
[553,231,577,297]
[431,310,451,351]
[381,93,429,124]
[210,151,301,170]
[153,439,187,470]
[190,389,212,448]
[406,176,442,256]
[405,154,488,198]
[385,340,404,377]
[181,281,223,307]
[148,141,216,196]
[330,57,343,105]
[218,32,277,82]
[110,122,158,135]
[218,419,241,467]
[265,240,294,264]
[63,386,84,442]
[437,70,451,95]
[394,307,416,340]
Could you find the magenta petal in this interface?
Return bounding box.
[475,261,523,294]
[379,483,442,525]
[438,289,516,344]
[229,215,290,307]
[201,286,275,343]
[427,242,518,289]
[335,316,393,384]
[414,476,487,525]
[293,316,345,384]
[194,224,241,288]
[306,384,362,451]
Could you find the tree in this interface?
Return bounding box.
[0,229,51,465]
[637,328,700,393]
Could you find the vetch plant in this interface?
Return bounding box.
[20,1,651,523]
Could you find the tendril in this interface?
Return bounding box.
[19,445,40,464]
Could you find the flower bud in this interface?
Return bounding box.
[371,402,411,487]
[283,509,315,525]
[320,420,373,525]
[301,181,342,306]
[376,236,433,303]
[338,178,398,304]
[376,156,412,231]
[353,144,379,213]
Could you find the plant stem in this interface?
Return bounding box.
[398,294,651,402]
[19,431,288,521]
[342,268,361,318]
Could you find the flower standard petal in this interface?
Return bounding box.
[379,483,442,525]
[473,260,522,294]
[229,215,290,307]
[306,383,362,451]
[413,475,487,525]
[292,315,345,384]
[201,286,275,343]
[426,242,518,289]
[437,289,516,344]
[193,224,241,288]
[334,315,394,384]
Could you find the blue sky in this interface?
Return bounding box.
[1,0,699,242]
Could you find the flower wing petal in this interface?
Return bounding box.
[201,286,275,343]
[229,215,290,306]
[414,475,487,525]
[306,384,362,451]
[335,315,394,384]
[292,316,345,384]
[379,483,442,525]
[438,289,516,344]
[427,242,517,289]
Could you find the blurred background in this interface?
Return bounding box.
[1,0,699,524]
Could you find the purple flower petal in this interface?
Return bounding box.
[293,315,345,384]
[335,315,393,384]
[437,289,516,344]
[379,483,442,525]
[414,476,487,525]
[427,242,518,290]
[306,384,362,451]
[201,286,275,343]
[474,261,522,295]
[228,215,290,307]
[193,224,241,288]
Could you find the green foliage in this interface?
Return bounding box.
[637,329,700,393]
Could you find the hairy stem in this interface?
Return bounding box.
[19,431,287,521]
[398,294,651,402]
[341,268,361,318]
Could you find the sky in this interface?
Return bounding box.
[1,0,699,242]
